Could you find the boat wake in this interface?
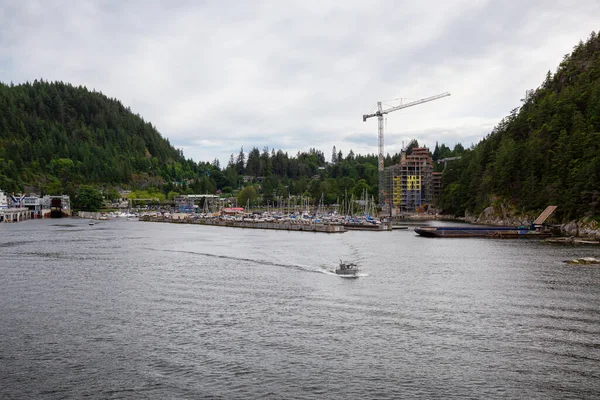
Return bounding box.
[318,266,368,278]
[146,248,328,274]
[321,269,369,278]
[142,248,369,277]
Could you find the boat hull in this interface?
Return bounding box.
[335,268,359,276]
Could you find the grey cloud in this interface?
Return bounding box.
[1,0,599,166]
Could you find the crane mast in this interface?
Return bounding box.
[362,92,451,210]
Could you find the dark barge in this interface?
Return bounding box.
[414,226,552,239]
[415,205,557,239]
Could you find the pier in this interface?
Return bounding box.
[0,208,34,222]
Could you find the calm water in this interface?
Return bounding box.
[1,218,599,399]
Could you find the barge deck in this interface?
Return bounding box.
[414,226,551,239]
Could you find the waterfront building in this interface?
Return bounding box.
[41,195,71,218]
[23,195,43,217]
[0,191,35,222]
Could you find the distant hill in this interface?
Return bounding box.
[0,80,196,194]
[0,80,389,204]
[439,31,600,221]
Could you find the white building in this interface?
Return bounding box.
[23,195,43,215]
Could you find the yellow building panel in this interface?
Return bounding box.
[407,175,421,190]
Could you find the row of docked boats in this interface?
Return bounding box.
[173,210,388,229]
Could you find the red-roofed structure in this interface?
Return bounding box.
[223,207,244,215]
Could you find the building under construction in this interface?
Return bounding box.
[384,147,441,214]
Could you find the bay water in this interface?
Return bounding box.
[1,219,599,399]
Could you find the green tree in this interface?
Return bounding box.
[104,188,121,201]
[236,185,258,208]
[74,185,104,211]
[246,147,261,177]
[44,177,63,195]
[352,179,370,198]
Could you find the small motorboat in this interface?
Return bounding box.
[88,219,95,225]
[336,260,359,276]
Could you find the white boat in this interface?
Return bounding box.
[336,260,359,276]
[88,220,95,225]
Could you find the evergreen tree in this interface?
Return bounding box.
[235,147,245,175]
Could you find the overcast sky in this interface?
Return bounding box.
[1,1,599,166]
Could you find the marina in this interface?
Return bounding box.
[138,208,392,233]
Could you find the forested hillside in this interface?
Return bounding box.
[0,80,405,204]
[6,31,597,220]
[0,80,199,194]
[439,31,600,221]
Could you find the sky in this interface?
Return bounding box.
[1,1,599,166]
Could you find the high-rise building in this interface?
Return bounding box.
[384,147,435,214]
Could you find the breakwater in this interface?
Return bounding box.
[343,223,391,231]
[140,216,347,233]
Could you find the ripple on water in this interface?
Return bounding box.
[0,220,599,399]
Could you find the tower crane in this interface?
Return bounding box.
[362,92,451,209]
